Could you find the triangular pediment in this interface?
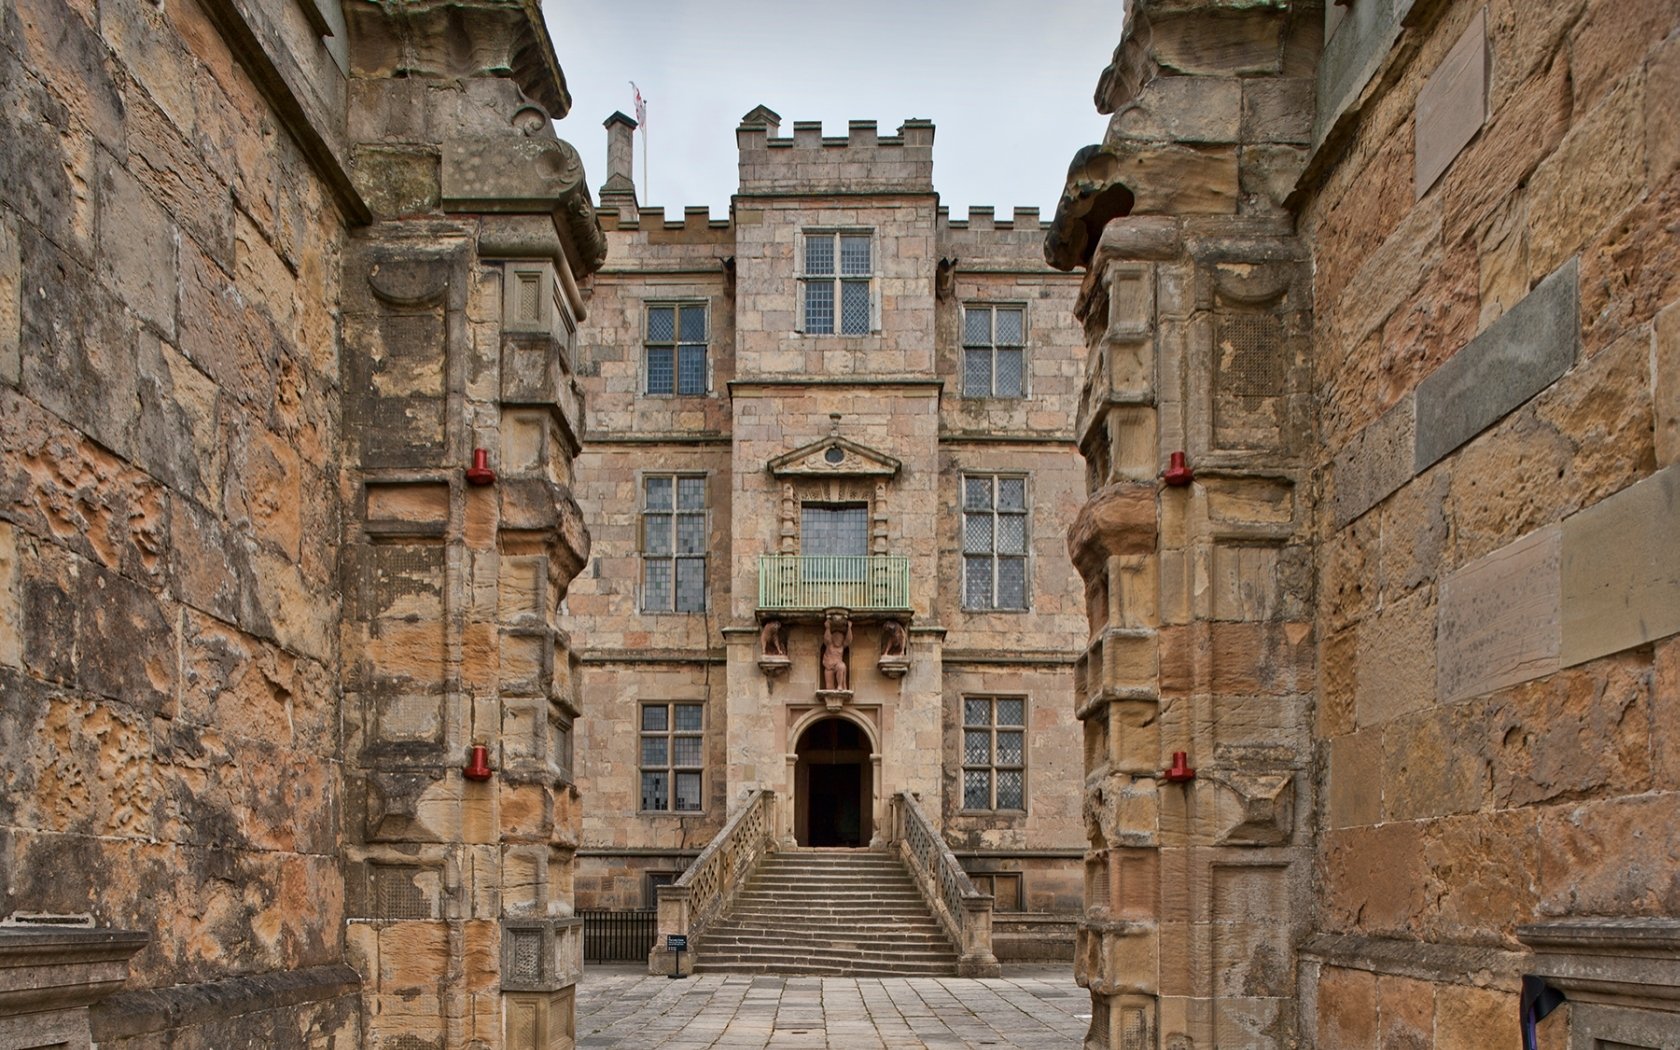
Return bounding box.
[768,435,900,479]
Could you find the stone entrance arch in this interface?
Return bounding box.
[792,715,875,847]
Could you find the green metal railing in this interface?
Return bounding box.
[756,554,912,612]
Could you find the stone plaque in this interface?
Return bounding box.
[1414,258,1579,471]
[1438,524,1562,702]
[1415,7,1489,196]
[1561,464,1680,666]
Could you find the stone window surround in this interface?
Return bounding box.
[960,301,1031,399]
[961,694,1029,813]
[961,472,1032,612]
[796,227,879,336]
[639,472,708,614]
[638,700,706,814]
[641,298,711,397]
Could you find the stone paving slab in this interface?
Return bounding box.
[576,965,1089,1049]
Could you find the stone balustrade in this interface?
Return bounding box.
[650,789,778,976]
[888,792,1000,978]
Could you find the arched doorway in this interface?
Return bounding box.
[793,716,874,847]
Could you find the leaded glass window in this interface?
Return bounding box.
[961,304,1026,398]
[642,474,706,612]
[962,474,1029,610]
[640,702,704,812]
[645,302,708,396]
[801,231,872,335]
[962,696,1027,811]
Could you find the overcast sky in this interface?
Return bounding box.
[541,0,1123,220]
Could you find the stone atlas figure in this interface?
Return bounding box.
[821,613,852,691]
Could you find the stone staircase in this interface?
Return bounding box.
[696,848,961,976]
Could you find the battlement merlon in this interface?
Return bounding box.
[735,107,935,196]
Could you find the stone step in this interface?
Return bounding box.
[695,848,958,977]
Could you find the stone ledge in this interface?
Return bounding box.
[0,927,149,1016]
[1300,932,1524,986]
[89,965,360,1041]
[1518,918,1680,1010]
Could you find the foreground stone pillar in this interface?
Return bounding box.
[339,5,605,1047]
[1049,2,1318,1046]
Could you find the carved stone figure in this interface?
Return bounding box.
[881,619,907,657]
[821,613,853,692]
[760,619,787,658]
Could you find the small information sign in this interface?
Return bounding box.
[666,934,688,951]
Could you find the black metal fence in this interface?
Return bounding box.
[581,909,657,963]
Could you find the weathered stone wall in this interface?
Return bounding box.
[1049,0,1321,1045]
[1052,0,1680,1046]
[336,3,603,1043]
[2,1,604,1047]
[1300,0,1680,1044]
[1,0,357,1046]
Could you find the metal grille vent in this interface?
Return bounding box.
[374,866,432,920]
[510,929,544,982]
[1217,311,1286,396]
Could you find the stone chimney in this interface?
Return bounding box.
[601,110,638,201]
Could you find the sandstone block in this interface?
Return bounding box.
[97,150,177,336]
[1354,589,1436,729]
[1315,966,1376,1050]
[1149,8,1284,77]
[1328,731,1381,828]
[1111,76,1242,144]
[1414,7,1489,197]
[1560,462,1680,665]
[1435,985,1512,1050]
[1486,654,1650,809]
[1658,298,1680,466]
[1334,194,1442,352]
[1649,33,1680,186]
[1414,257,1579,470]
[1376,974,1436,1050]
[1383,706,1488,821]
[1322,824,1428,935]
[1437,524,1561,702]
[1241,78,1314,145]
[1331,396,1415,528]
[0,213,17,385]
[1526,75,1646,283]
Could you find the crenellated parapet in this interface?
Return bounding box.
[736,108,935,197]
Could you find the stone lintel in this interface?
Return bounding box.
[1518,919,1680,1011]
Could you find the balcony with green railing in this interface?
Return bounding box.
[756,554,912,614]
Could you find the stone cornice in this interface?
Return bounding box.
[343,0,571,118]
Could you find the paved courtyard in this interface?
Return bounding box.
[576,966,1089,1049]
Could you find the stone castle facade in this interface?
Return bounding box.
[1051,0,1679,1047]
[566,108,1090,938]
[1,1,602,1048]
[0,0,1675,1048]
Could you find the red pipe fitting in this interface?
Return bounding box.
[1162,451,1194,487]
[1163,750,1197,783]
[466,448,497,486]
[463,743,494,781]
